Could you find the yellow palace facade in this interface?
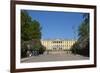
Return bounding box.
[41,39,77,51]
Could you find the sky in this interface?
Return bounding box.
[27,10,84,40]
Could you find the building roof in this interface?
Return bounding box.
[41,39,77,41]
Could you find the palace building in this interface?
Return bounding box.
[41,39,77,51]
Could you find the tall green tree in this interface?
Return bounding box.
[71,13,89,57]
[21,10,42,41]
[21,10,45,58]
[21,10,32,41]
[78,13,89,48]
[21,10,32,58]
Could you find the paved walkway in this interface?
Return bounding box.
[21,54,89,63]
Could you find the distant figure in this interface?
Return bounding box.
[27,50,32,57]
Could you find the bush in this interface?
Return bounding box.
[39,46,46,54]
[31,45,46,55]
[21,42,27,58]
[71,41,89,57]
[21,48,27,58]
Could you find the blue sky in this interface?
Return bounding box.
[27,10,84,39]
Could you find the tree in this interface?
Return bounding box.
[21,10,32,41]
[71,13,89,57]
[21,10,45,58]
[21,10,32,58]
[29,20,42,39]
[78,13,89,57]
[21,10,42,41]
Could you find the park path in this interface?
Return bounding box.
[21,54,89,63]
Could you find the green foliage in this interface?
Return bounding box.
[31,40,41,51]
[71,13,89,57]
[39,46,46,54]
[30,39,46,54]
[78,22,89,38]
[21,11,42,41]
[21,10,32,41]
[21,41,28,58]
[21,10,45,58]
[29,20,42,39]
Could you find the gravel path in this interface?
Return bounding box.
[21,54,89,63]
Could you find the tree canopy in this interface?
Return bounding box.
[21,10,42,41]
[71,13,89,57]
[21,10,45,58]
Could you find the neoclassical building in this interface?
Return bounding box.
[41,39,77,51]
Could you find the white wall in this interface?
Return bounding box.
[0,0,100,73]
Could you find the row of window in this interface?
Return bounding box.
[53,48,62,50]
[42,41,75,44]
[44,44,74,47]
[52,41,62,43]
[51,45,73,47]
